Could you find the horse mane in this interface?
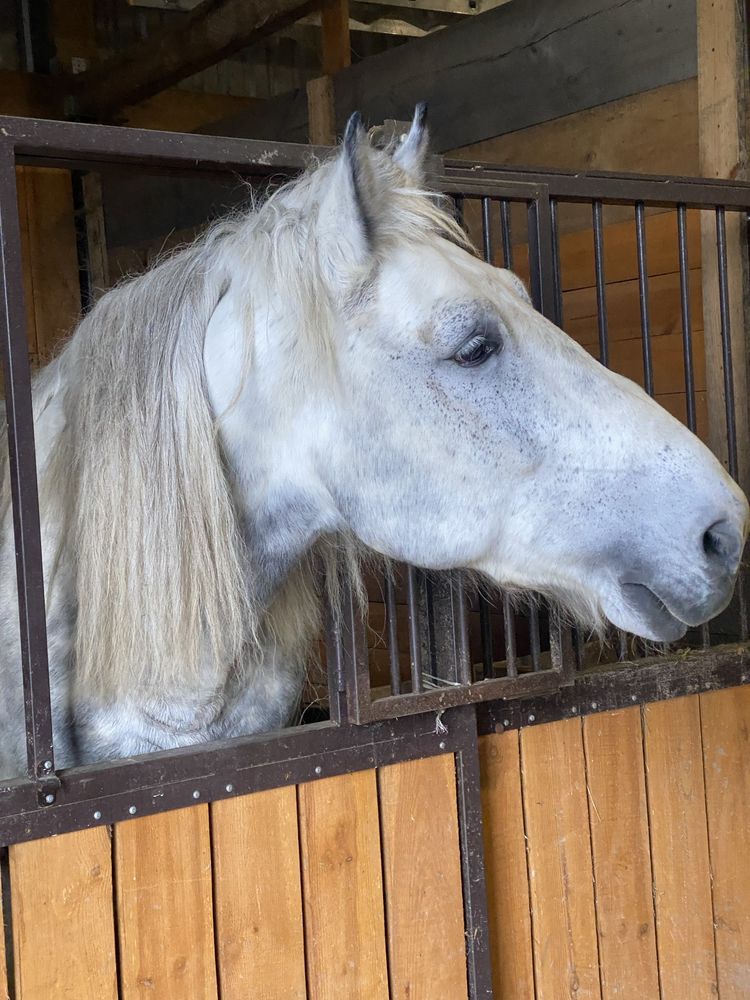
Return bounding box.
[19,146,469,699]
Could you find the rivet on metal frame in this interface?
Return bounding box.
[192,790,200,799]
[93,810,102,821]
[314,765,323,775]
[128,805,137,815]
[225,783,234,793]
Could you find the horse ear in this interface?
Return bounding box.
[319,111,380,269]
[393,103,429,180]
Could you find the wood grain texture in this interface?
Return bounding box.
[114,806,218,1000]
[9,827,118,999]
[298,770,389,1000]
[642,696,718,998]
[700,686,750,999]
[582,709,659,1000]
[211,787,306,1000]
[307,75,336,145]
[0,864,10,1000]
[520,717,602,1000]
[378,754,467,1000]
[321,0,350,76]
[479,732,535,1000]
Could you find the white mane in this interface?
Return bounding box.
[15,147,468,699]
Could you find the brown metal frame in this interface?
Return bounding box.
[0,114,749,840]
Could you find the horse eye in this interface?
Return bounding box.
[453,334,500,368]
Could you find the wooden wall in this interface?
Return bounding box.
[2,686,748,999]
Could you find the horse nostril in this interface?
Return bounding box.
[702,519,743,574]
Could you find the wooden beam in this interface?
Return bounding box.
[697,0,750,491]
[321,0,351,76]
[0,70,62,119]
[205,0,697,152]
[71,0,320,120]
[307,76,336,145]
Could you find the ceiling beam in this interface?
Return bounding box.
[71,0,320,119]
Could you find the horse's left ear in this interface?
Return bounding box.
[393,103,429,180]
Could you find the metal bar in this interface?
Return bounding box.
[384,570,402,695]
[454,574,472,687]
[406,565,424,693]
[481,196,492,263]
[635,202,654,396]
[528,602,542,672]
[338,571,371,725]
[550,197,564,326]
[500,200,513,269]
[715,207,739,480]
[0,142,55,784]
[677,205,698,432]
[452,705,494,999]
[526,191,556,321]
[479,598,494,679]
[0,707,467,847]
[442,161,750,210]
[477,642,750,735]
[502,594,517,678]
[592,200,609,366]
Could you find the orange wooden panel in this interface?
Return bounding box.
[9,826,118,999]
[479,732,535,1000]
[521,718,602,1000]
[582,709,660,1000]
[643,696,718,998]
[298,770,389,1000]
[379,754,467,1000]
[211,787,306,1000]
[114,806,218,1000]
[0,865,10,1000]
[700,686,750,999]
[15,167,38,360]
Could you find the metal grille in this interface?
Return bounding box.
[0,117,749,847]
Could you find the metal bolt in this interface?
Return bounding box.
[570,706,578,714]
[44,793,55,805]
[42,760,53,771]
[631,694,638,702]
[502,719,510,728]
[591,702,598,710]
[528,714,536,723]
[314,765,323,775]
[225,783,234,794]
[438,740,447,751]
[192,790,200,800]
[128,805,137,815]
[93,810,102,821]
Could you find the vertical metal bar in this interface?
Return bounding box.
[528,602,542,671]
[338,570,372,725]
[527,192,556,321]
[454,194,465,227]
[549,197,564,326]
[502,594,517,678]
[479,600,494,679]
[635,202,654,396]
[0,142,55,781]
[500,200,513,269]
[715,207,739,480]
[677,206,711,648]
[384,570,401,695]
[454,574,472,687]
[481,196,492,263]
[405,565,423,693]
[677,206,698,433]
[715,207,747,641]
[592,200,609,367]
[453,705,494,999]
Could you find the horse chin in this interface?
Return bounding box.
[601,582,688,643]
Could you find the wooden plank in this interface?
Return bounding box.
[211,787,306,1000]
[479,732,535,1000]
[642,696,718,997]
[0,867,9,1000]
[0,70,61,119]
[321,0,351,76]
[114,806,218,1000]
[9,827,118,999]
[298,770,389,1000]
[22,167,81,362]
[454,79,698,173]
[520,717,601,1000]
[74,0,320,119]
[582,708,660,1000]
[700,686,750,999]
[209,0,696,152]
[122,88,261,133]
[307,75,336,145]
[378,754,467,1000]
[697,0,750,491]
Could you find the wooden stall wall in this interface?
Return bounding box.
[1,686,747,999]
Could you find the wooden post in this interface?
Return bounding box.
[697,0,750,492]
[307,0,350,146]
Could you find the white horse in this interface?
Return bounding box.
[0,107,746,774]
